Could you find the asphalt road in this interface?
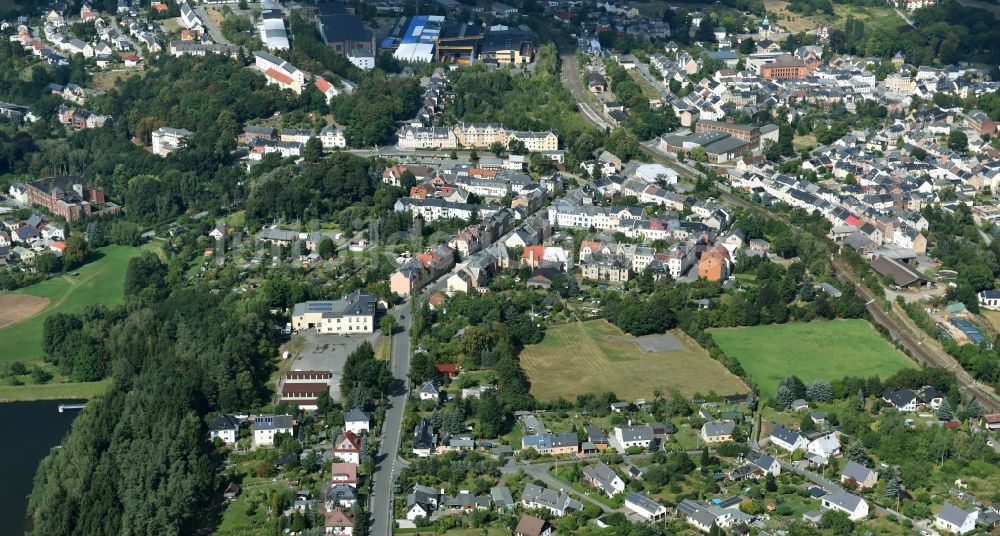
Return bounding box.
[194,5,236,47]
[370,304,412,536]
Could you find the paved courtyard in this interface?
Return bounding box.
[290,330,381,402]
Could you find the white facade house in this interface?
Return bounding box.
[769,425,808,452]
[807,433,842,458]
[344,408,370,435]
[151,126,193,156]
[320,125,346,149]
[625,492,668,521]
[252,414,293,447]
[582,462,625,497]
[935,503,978,534]
[208,414,240,445]
[820,490,869,521]
[253,50,305,93]
[613,425,654,451]
[291,290,376,334]
[978,290,1000,310]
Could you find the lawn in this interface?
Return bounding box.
[628,69,662,101]
[710,319,916,399]
[0,245,148,363]
[761,0,903,34]
[520,319,748,402]
[0,379,110,401]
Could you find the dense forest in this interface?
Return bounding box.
[28,254,279,535]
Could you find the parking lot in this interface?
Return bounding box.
[290,330,381,402]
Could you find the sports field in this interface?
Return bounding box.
[520,319,748,402]
[709,319,915,398]
[0,245,146,363]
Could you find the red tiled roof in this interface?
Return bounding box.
[265,67,294,86]
[435,363,458,374]
[315,76,333,93]
[522,245,545,260]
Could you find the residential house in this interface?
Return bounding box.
[882,388,919,411]
[413,417,438,457]
[330,462,358,488]
[521,432,578,455]
[324,508,355,535]
[151,126,193,156]
[820,489,869,521]
[333,431,362,464]
[769,425,808,452]
[252,414,293,447]
[978,290,1000,311]
[583,462,625,497]
[626,492,668,521]
[807,433,841,458]
[406,484,440,520]
[585,424,609,450]
[730,450,781,481]
[701,421,736,443]
[418,380,445,403]
[614,424,654,451]
[521,483,582,517]
[208,414,240,445]
[841,460,878,489]
[935,503,979,534]
[325,483,358,509]
[344,408,370,435]
[515,514,553,536]
[678,499,732,532]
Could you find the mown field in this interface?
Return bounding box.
[710,319,915,398]
[520,319,748,402]
[0,245,147,363]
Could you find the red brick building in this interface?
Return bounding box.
[26,176,117,221]
[761,54,819,80]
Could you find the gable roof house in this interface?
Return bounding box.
[583,462,625,497]
[821,489,869,521]
[521,483,582,517]
[406,484,441,520]
[613,424,654,451]
[412,417,438,457]
[701,420,736,443]
[514,514,553,536]
[882,388,919,411]
[807,433,842,458]
[324,508,354,535]
[731,450,780,481]
[625,492,668,521]
[935,502,978,534]
[333,431,362,465]
[841,460,878,489]
[678,498,732,532]
[330,462,358,488]
[769,425,808,452]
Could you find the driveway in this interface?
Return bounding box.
[290,330,380,401]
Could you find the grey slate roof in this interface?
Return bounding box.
[702,420,736,438]
[937,502,975,526]
[617,424,654,442]
[824,489,864,512]
[841,460,875,483]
